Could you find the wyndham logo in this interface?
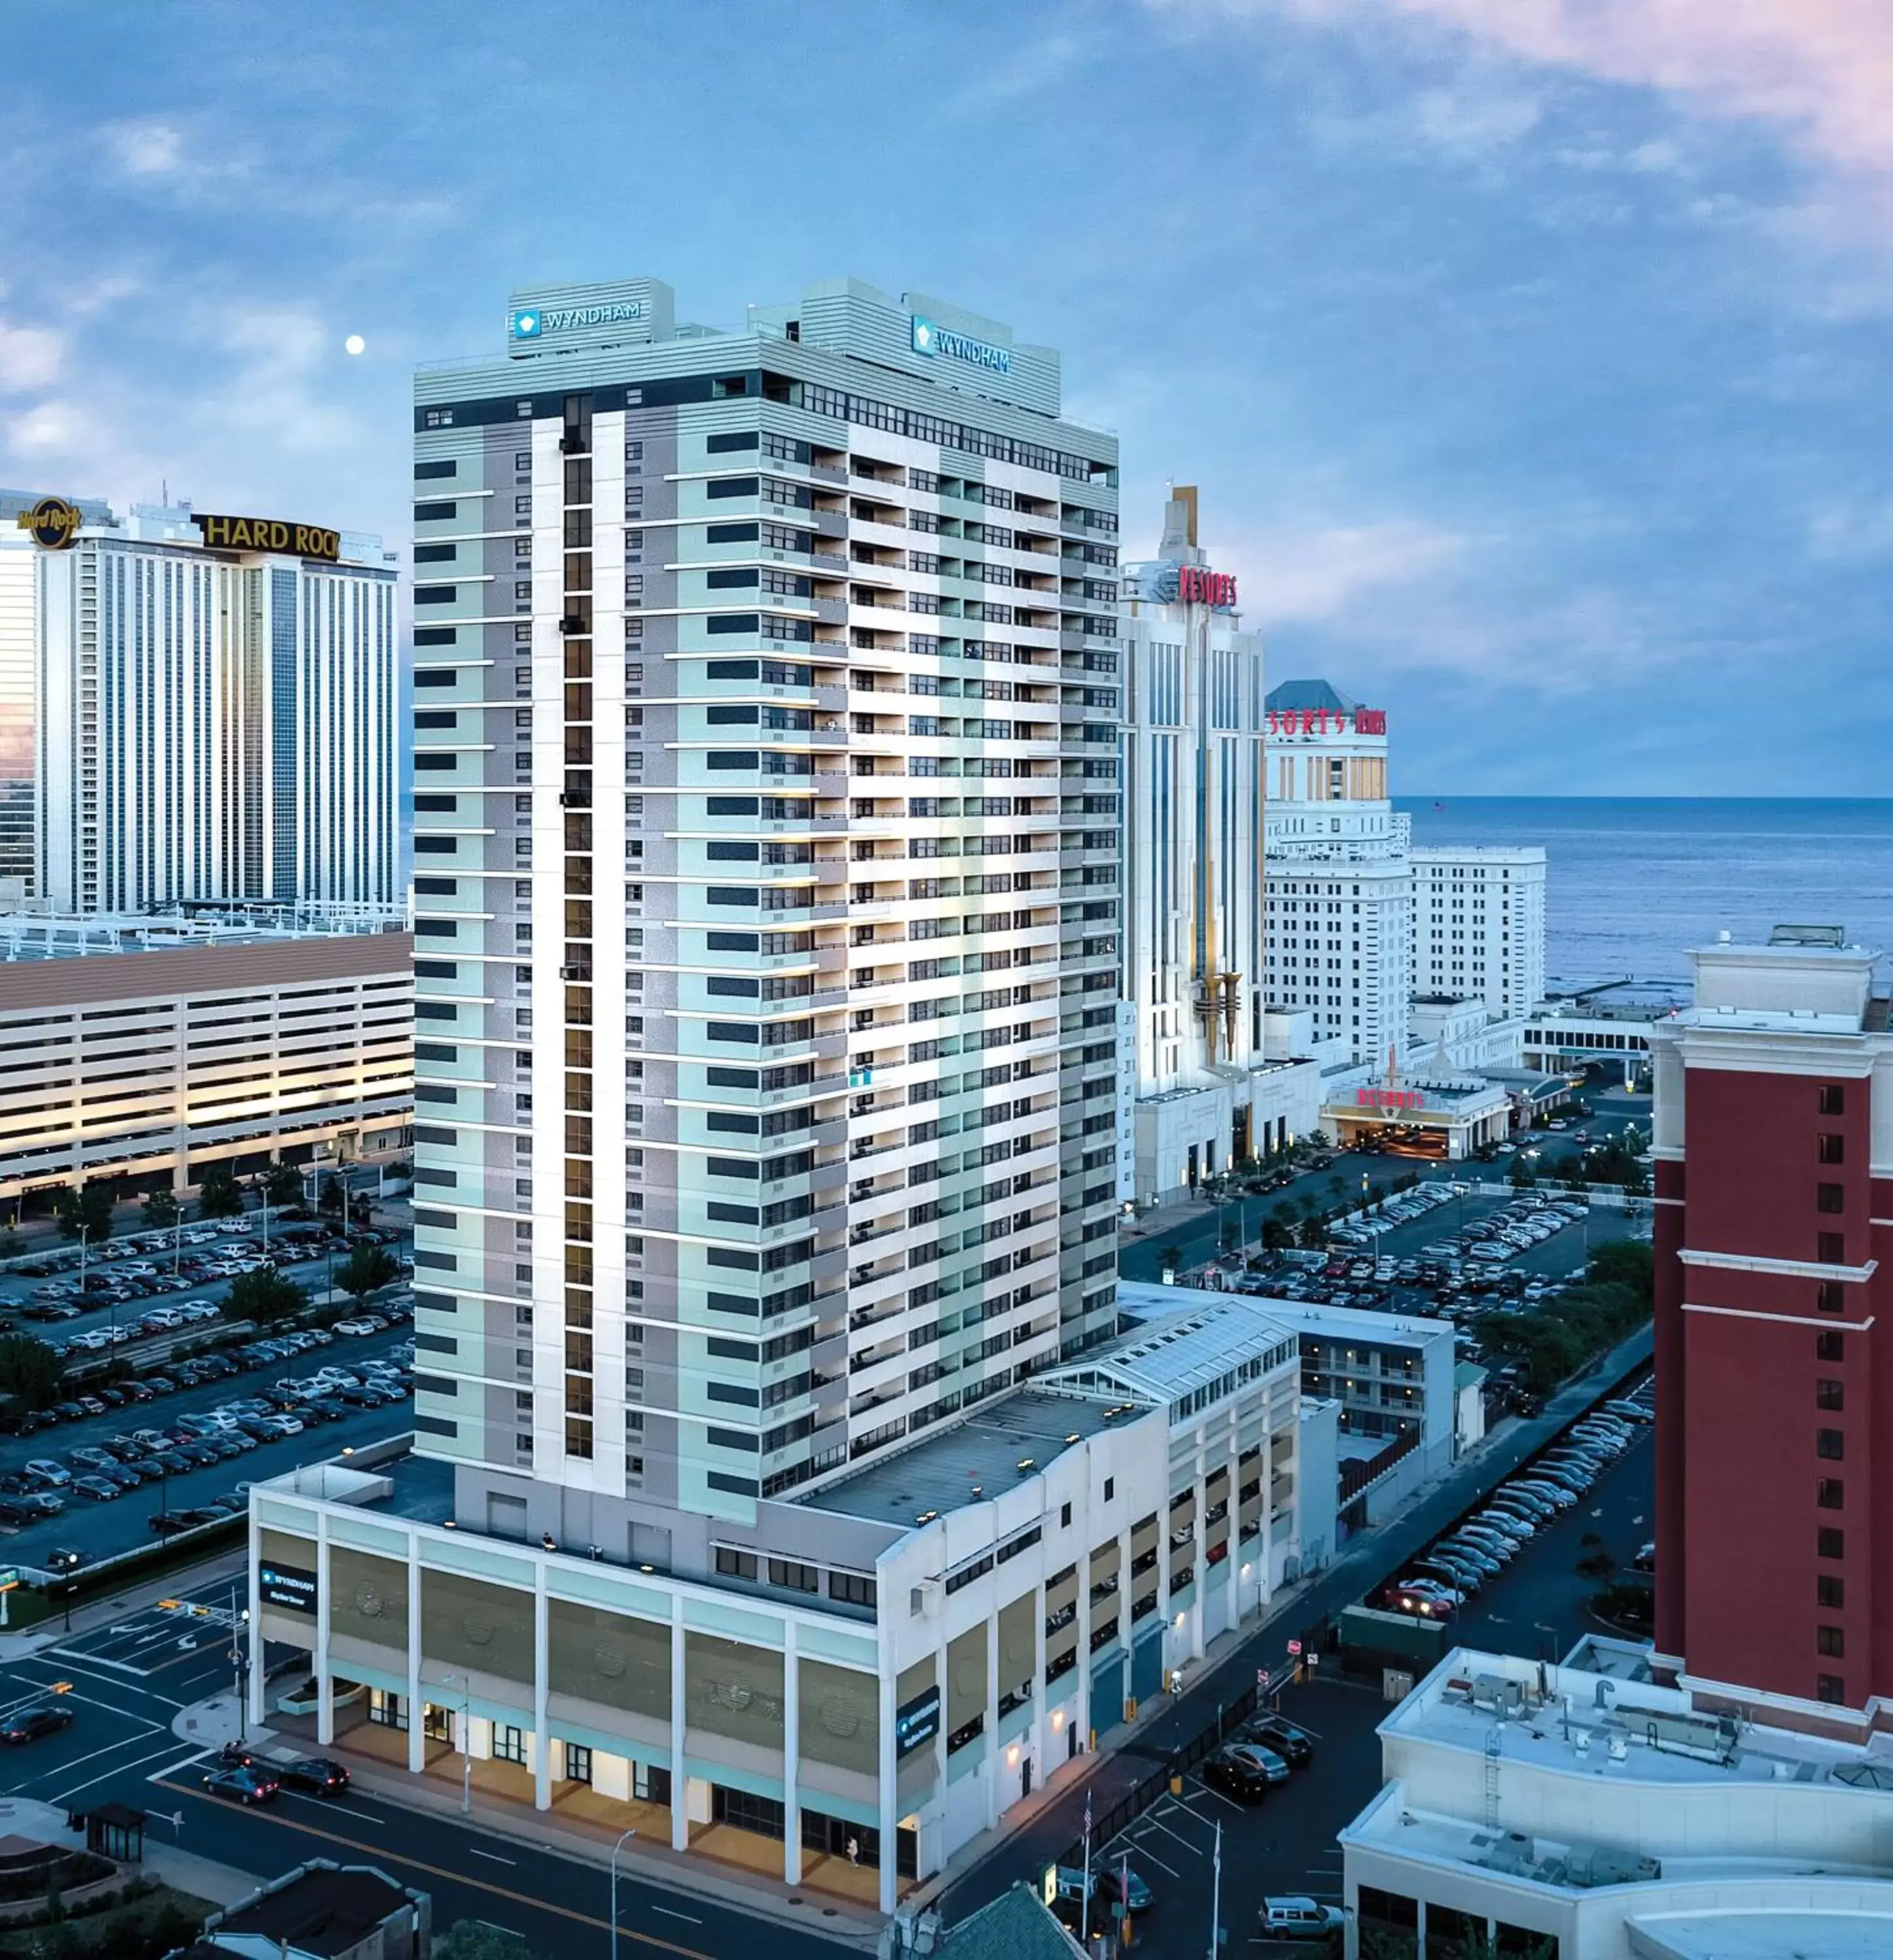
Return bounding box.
[513,300,648,340]
[911,314,1011,376]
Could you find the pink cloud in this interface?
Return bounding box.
[1183,0,1893,185]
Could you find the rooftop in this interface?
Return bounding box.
[0,906,406,960]
[1384,1647,1890,1793]
[1118,1281,1453,1354]
[1267,677,1357,714]
[800,1390,1126,1528]
[211,1860,418,1959]
[1038,1296,1296,1412]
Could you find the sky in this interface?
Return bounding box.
[2,0,1890,794]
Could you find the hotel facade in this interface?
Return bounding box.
[259,275,1169,1904]
[13,495,399,913]
[1119,489,1321,1201]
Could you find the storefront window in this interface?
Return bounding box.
[368,1690,408,1732]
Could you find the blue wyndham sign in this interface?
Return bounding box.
[911,314,1011,376]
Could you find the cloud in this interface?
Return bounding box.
[941,25,1108,116]
[1229,517,1471,625]
[1412,85,1543,155]
[1161,1,1893,195]
[106,119,187,176]
[0,321,63,393]
[1806,500,1893,562]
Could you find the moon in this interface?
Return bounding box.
[344,334,366,356]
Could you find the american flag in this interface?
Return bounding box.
[1084,1795,1092,1836]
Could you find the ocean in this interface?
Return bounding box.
[1398,798,1893,985]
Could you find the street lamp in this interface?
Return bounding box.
[609,1827,638,1960]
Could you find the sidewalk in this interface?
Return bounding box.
[0,1794,255,1910]
[174,1691,890,1952]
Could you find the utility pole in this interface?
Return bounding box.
[1206,1818,1222,1960]
[1080,1793,1093,1945]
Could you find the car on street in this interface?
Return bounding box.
[0,1705,73,1744]
[202,1764,280,1805]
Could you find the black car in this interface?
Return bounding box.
[1201,1744,1272,1803]
[148,1512,193,1537]
[202,1765,279,1805]
[278,1756,350,1796]
[1,1705,73,1744]
[1240,1715,1314,1765]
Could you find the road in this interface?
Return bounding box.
[1071,1425,1655,1959]
[0,1575,852,1960]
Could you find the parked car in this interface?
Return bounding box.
[202,1764,280,1805]
[1201,1744,1274,1802]
[1259,1898,1345,1940]
[1240,1714,1314,1764]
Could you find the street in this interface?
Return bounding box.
[0,1574,854,1960]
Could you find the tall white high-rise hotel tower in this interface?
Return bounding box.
[408,278,1123,1523]
[12,497,398,913]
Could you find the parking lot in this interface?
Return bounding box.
[1075,1415,1657,1957]
[0,1214,415,1572]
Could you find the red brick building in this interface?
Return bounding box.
[1650,926,1892,1710]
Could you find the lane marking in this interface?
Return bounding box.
[148,1778,715,1959]
[467,1846,517,1865]
[50,1740,205,1806]
[651,1906,702,1923]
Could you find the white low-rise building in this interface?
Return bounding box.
[1119,1283,1458,1526]
[250,1294,1315,1912]
[1340,1639,1893,1959]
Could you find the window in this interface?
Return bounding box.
[1819,1625,1846,1657]
[1818,1331,1845,1361]
[564,1743,593,1785]
[1819,1673,1847,1705]
[715,1546,758,1581]
[1819,1428,1845,1460]
[1819,1281,1845,1315]
[1819,1574,1845,1608]
[1820,1084,1846,1115]
[1819,1133,1846,1164]
[1103,1477,1114,1503]
[1818,1478,1845,1510]
[828,1571,877,1608]
[1060,1501,1072,1529]
[1818,1379,1844,1410]
[494,1724,527,1766]
[1817,1183,1845,1215]
[1819,1231,1846,1264]
[1819,1526,1845,1558]
[767,1558,819,1594]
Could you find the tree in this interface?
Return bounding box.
[336,1242,400,1308]
[227,1269,308,1328]
[0,1334,64,1414]
[195,1163,243,1220]
[1508,1158,1537,1190]
[53,1184,112,1244]
[1157,1244,1182,1282]
[260,1161,304,1209]
[433,1921,544,1960]
[140,1187,180,1230]
[1261,1213,1296,1254]
[1297,1215,1328,1250]
[1621,1160,1651,1198]
[1589,1238,1654,1304]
